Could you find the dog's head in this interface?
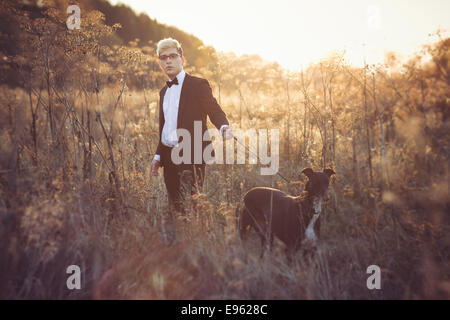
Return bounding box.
[300,168,335,214]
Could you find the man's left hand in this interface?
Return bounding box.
[222,126,234,140]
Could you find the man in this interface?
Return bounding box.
[150,38,233,215]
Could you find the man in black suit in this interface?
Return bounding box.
[150,38,233,215]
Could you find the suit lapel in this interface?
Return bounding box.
[159,86,167,125]
[177,73,190,129]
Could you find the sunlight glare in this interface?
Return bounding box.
[109,0,450,70]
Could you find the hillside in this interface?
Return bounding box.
[0,0,217,88]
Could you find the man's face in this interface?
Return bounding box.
[158,47,184,79]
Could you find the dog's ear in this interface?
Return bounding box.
[324,168,335,178]
[301,168,314,178]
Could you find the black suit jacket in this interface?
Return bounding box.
[156,73,229,167]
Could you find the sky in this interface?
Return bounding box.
[108,0,450,70]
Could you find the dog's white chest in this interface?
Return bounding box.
[305,213,320,241]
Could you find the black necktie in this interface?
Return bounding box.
[166,77,179,88]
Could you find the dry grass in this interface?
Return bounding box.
[0,3,449,299]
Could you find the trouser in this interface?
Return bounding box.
[160,145,206,216]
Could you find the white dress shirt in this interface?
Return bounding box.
[161,69,186,148]
[153,69,229,162]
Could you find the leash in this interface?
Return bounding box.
[232,136,291,183]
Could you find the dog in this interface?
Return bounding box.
[237,168,335,258]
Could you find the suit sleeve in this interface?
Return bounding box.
[198,78,229,130]
[155,92,164,161]
[155,139,163,158]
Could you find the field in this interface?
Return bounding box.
[0,1,449,299]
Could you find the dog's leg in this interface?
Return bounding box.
[249,216,267,258]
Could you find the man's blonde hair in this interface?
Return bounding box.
[157,38,183,57]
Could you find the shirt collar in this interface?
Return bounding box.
[169,69,185,85]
